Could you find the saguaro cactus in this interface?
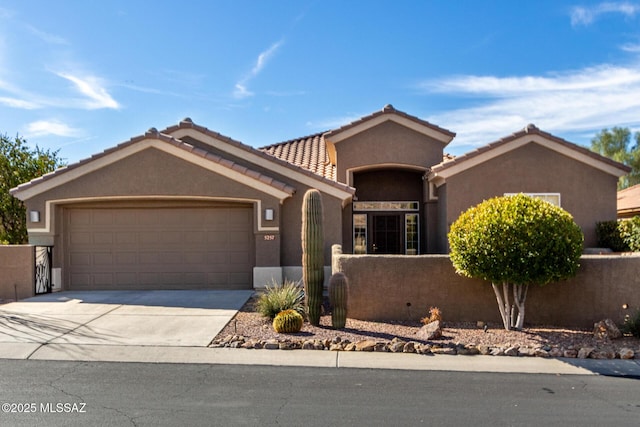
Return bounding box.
[329,272,349,329]
[301,189,324,326]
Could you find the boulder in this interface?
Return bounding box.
[591,348,616,359]
[578,347,594,359]
[389,340,406,353]
[403,342,417,353]
[593,319,622,340]
[355,340,377,352]
[416,320,442,340]
[618,348,635,359]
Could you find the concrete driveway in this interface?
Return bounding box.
[0,290,252,359]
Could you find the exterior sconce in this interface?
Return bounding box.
[29,210,41,223]
[264,208,274,221]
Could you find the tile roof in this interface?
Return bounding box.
[165,119,352,193]
[430,124,631,175]
[259,132,335,181]
[325,104,455,141]
[10,127,296,198]
[617,183,640,215]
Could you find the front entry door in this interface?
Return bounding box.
[371,214,402,254]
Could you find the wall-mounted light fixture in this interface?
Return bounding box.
[264,208,274,221]
[29,210,41,223]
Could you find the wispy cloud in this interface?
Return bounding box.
[621,42,640,52]
[26,120,82,137]
[0,96,40,109]
[26,25,68,45]
[233,40,283,99]
[570,2,640,26]
[418,64,640,150]
[56,72,120,109]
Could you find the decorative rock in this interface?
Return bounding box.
[618,348,635,359]
[253,341,264,350]
[302,340,315,350]
[403,342,417,353]
[549,348,563,358]
[355,340,377,352]
[389,340,406,353]
[313,340,326,350]
[329,343,343,351]
[490,347,504,356]
[591,348,615,359]
[416,344,432,354]
[344,342,357,351]
[431,346,456,355]
[577,347,594,359]
[457,345,480,356]
[279,341,295,350]
[593,319,622,340]
[534,348,550,358]
[374,342,388,352]
[416,320,442,340]
[477,345,491,356]
[563,349,578,358]
[504,346,519,357]
[518,347,536,357]
[264,340,280,350]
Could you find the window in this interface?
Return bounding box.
[353,201,419,211]
[353,214,367,254]
[405,214,419,255]
[504,193,561,207]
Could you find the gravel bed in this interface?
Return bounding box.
[213,297,640,358]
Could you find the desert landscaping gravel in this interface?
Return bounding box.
[213,297,640,358]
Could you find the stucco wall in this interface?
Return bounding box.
[335,254,640,328]
[334,121,444,184]
[0,245,35,301]
[442,142,619,249]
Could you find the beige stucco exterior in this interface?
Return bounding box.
[10,107,629,291]
[438,142,619,249]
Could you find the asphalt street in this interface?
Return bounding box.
[0,359,638,426]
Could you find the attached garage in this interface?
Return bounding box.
[63,202,254,290]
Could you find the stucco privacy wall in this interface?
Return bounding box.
[334,254,640,328]
[0,245,35,300]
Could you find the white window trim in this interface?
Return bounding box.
[504,193,561,207]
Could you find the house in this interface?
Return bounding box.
[10,105,630,291]
[617,183,640,218]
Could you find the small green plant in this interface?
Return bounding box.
[273,309,304,333]
[255,279,304,319]
[622,309,640,337]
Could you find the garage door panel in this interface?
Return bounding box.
[65,206,254,290]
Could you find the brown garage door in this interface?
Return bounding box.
[64,205,253,290]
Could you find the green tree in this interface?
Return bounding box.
[590,127,640,189]
[448,194,583,330]
[0,133,65,244]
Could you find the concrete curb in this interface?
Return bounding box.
[5,344,609,375]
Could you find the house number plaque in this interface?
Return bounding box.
[263,235,276,241]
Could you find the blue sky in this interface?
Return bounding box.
[1,1,640,163]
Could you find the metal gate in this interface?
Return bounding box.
[35,246,52,294]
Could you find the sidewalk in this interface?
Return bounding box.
[2,342,639,378]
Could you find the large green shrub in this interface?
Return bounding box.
[596,217,640,252]
[448,194,583,330]
[255,279,305,319]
